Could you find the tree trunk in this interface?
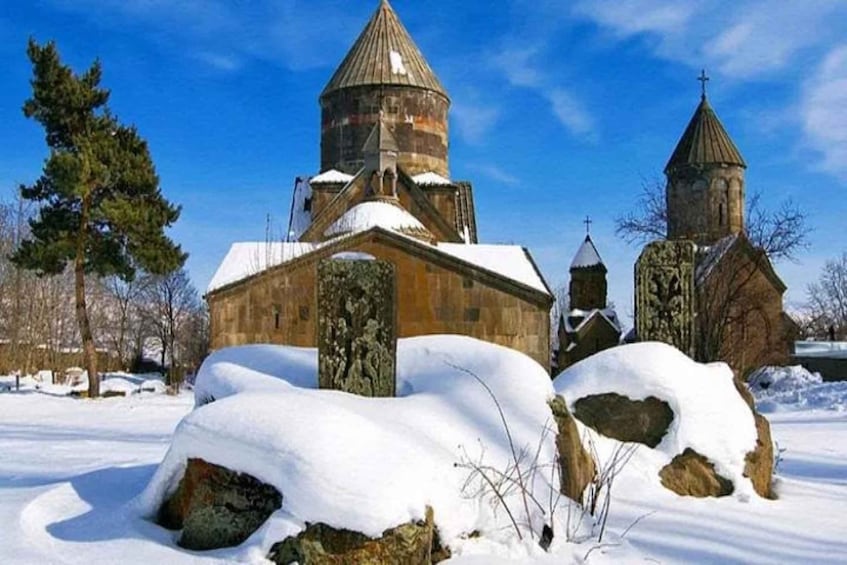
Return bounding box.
[75,194,98,398]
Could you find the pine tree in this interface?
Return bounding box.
[12,39,186,398]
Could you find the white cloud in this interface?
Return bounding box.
[489,45,597,140]
[802,46,847,179]
[467,163,520,186]
[571,0,846,79]
[547,89,595,140]
[451,101,501,145]
[490,47,543,88]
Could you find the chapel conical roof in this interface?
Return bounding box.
[570,235,606,271]
[321,0,448,99]
[665,95,746,174]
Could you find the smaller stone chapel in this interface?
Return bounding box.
[553,233,622,373]
[206,0,553,369]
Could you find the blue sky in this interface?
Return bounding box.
[1,0,845,324]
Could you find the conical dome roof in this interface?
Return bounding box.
[570,235,606,271]
[665,96,746,174]
[321,0,448,99]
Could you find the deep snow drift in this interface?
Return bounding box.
[140,336,572,559]
[1,338,846,564]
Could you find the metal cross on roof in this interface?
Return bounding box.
[698,69,710,99]
[583,215,592,234]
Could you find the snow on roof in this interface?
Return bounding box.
[570,235,604,269]
[311,169,354,184]
[695,234,738,284]
[437,243,548,294]
[563,307,621,333]
[389,50,409,77]
[412,172,453,186]
[207,241,321,293]
[324,200,425,238]
[287,177,313,241]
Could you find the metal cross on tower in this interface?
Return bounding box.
[583,215,592,235]
[698,69,710,99]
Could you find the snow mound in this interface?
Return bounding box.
[554,342,759,497]
[749,365,847,413]
[101,377,139,396]
[139,335,561,554]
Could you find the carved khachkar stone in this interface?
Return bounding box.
[318,258,397,397]
[635,241,697,357]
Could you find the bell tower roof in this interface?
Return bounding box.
[321,0,448,100]
[665,93,746,175]
[570,235,605,271]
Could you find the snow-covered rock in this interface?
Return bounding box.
[139,335,564,557]
[554,342,771,498]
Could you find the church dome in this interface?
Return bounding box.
[665,95,746,174]
[321,0,447,99]
[324,199,433,241]
[319,0,451,178]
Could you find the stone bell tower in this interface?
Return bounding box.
[319,0,450,177]
[665,71,746,246]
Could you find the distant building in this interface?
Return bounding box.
[206,0,553,369]
[641,76,793,375]
[554,234,622,373]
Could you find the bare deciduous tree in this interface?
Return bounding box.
[141,268,202,389]
[806,253,847,340]
[615,178,809,261]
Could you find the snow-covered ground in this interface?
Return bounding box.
[1,345,846,564]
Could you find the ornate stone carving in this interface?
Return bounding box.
[635,241,697,357]
[318,258,397,397]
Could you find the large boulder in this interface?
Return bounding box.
[267,506,447,565]
[549,396,596,501]
[158,458,282,550]
[554,343,774,500]
[734,378,775,499]
[572,393,674,448]
[659,448,734,497]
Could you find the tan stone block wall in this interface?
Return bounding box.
[320,86,450,177]
[667,165,745,244]
[209,239,551,369]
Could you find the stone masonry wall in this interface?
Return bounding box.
[208,239,550,369]
[320,86,450,178]
[667,164,745,245]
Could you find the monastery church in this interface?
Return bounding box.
[207,0,554,369]
[207,0,792,376]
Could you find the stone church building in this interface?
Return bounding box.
[206,0,553,368]
[553,234,622,373]
[636,83,792,376]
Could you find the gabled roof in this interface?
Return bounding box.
[311,169,354,185]
[363,118,400,154]
[321,0,448,99]
[665,95,746,174]
[207,228,552,302]
[695,233,787,294]
[570,235,605,270]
